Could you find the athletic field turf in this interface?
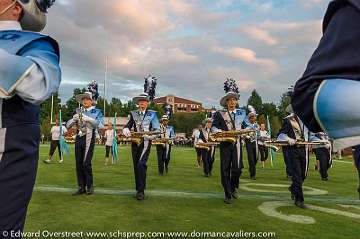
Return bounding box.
[24,144,360,239]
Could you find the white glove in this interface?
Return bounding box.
[73,114,80,121]
[123,128,131,137]
[143,134,151,141]
[288,138,296,146]
[82,114,96,123]
[212,128,222,133]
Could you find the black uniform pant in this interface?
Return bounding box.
[259,145,268,162]
[245,140,257,178]
[352,146,360,193]
[314,148,331,179]
[201,147,215,176]
[75,133,95,191]
[105,145,112,158]
[132,141,152,193]
[220,141,243,199]
[49,140,61,159]
[282,147,292,177]
[288,147,307,203]
[156,145,171,174]
[0,125,40,237]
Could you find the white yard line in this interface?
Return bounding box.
[34,185,360,205]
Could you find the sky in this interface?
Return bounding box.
[44,0,330,108]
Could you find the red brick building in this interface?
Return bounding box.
[153,95,203,113]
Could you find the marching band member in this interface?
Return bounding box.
[122,76,160,201]
[352,145,360,200]
[244,107,259,180]
[0,0,60,234]
[198,118,216,177]
[156,115,175,175]
[212,78,247,204]
[311,132,332,181]
[258,124,270,168]
[192,125,203,168]
[104,124,114,166]
[277,102,309,209]
[67,81,104,196]
[292,0,360,151]
[44,118,67,164]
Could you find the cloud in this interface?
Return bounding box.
[42,0,329,108]
[262,20,322,45]
[240,26,278,46]
[301,0,325,8]
[213,46,279,74]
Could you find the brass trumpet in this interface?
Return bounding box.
[75,106,87,136]
[195,142,219,151]
[152,138,173,147]
[122,131,163,146]
[210,129,256,143]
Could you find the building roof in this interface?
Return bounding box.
[154,95,202,105]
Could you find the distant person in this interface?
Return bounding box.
[352,145,360,200]
[192,125,203,168]
[311,132,332,181]
[44,118,67,164]
[104,124,114,165]
[258,124,270,168]
[244,110,259,180]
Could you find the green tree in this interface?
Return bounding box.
[40,93,61,126]
[247,90,263,115]
[170,112,207,137]
[278,92,291,119]
[270,116,282,137]
[263,103,277,118]
[62,88,84,120]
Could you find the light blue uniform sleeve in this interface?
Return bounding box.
[14,39,61,105]
[96,110,105,129]
[151,113,160,132]
[0,48,35,98]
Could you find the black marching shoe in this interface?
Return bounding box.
[136,192,145,201]
[231,190,239,199]
[165,165,169,174]
[72,189,86,196]
[321,177,328,181]
[224,198,232,204]
[295,201,306,209]
[86,187,94,195]
[250,176,256,180]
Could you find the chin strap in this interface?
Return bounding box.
[0,0,16,16]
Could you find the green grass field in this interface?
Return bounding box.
[24,144,360,239]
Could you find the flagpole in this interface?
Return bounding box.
[50,94,54,124]
[104,56,108,117]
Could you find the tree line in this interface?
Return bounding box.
[40,88,290,139]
